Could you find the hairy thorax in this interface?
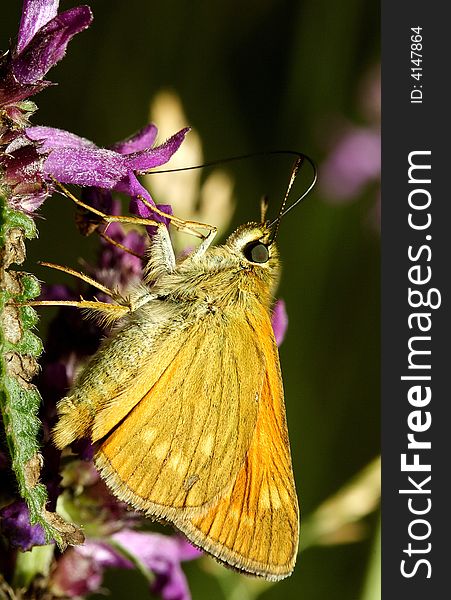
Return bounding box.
[150,245,279,314]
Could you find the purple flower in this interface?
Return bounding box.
[51,546,103,597]
[26,124,189,217]
[320,126,381,201]
[0,0,93,212]
[0,0,93,107]
[97,222,147,290]
[0,134,48,211]
[272,299,288,346]
[317,62,381,234]
[51,530,201,600]
[319,63,381,230]
[0,0,92,106]
[1,3,189,216]
[0,501,46,551]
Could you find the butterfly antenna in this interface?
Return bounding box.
[268,152,317,243]
[260,195,270,223]
[268,157,302,242]
[147,150,317,238]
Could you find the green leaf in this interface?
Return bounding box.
[0,192,84,550]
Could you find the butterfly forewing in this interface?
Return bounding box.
[95,311,264,513]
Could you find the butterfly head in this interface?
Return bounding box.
[223,151,317,276]
[225,219,275,262]
[222,220,280,299]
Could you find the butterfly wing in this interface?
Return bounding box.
[95,310,264,514]
[173,311,299,580]
[95,306,298,580]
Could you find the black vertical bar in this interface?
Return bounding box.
[382,2,450,598]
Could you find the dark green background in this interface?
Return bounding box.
[2,1,380,598]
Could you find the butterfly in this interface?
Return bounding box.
[45,153,316,580]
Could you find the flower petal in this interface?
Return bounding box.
[0,501,46,551]
[120,171,154,202]
[0,72,51,108]
[272,299,288,346]
[126,174,171,233]
[42,146,127,187]
[0,136,49,212]
[77,540,132,569]
[13,6,93,85]
[111,530,199,600]
[112,530,202,564]
[174,537,203,561]
[17,0,60,53]
[28,127,189,197]
[151,562,190,600]
[51,547,103,597]
[126,128,190,172]
[111,124,159,154]
[27,125,97,150]
[321,127,381,201]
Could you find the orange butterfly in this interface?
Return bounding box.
[48,154,316,580]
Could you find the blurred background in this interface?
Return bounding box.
[1,1,380,598]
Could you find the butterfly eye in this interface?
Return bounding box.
[243,241,269,264]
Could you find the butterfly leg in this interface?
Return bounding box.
[145,223,177,278]
[50,179,164,230]
[52,178,216,244]
[136,195,217,242]
[25,298,130,320]
[97,231,143,258]
[38,262,120,299]
[23,262,132,321]
[139,203,218,275]
[135,195,218,260]
[189,226,218,258]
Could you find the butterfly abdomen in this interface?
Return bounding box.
[53,395,93,449]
